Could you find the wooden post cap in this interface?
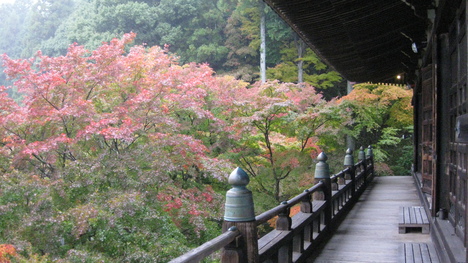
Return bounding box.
[315,152,330,179]
[228,167,250,186]
[358,146,365,161]
[344,148,354,166]
[224,167,255,222]
[366,145,373,158]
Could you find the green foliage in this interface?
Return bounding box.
[338,83,414,175]
[0,0,32,60]
[266,41,345,96]
[0,0,345,91]
[38,0,160,56]
[390,139,413,175]
[222,3,258,81]
[0,169,191,262]
[21,0,76,57]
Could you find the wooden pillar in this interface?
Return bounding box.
[222,168,258,263]
[437,32,451,224]
[314,152,331,226]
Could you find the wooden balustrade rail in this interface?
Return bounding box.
[169,146,375,263]
[255,181,325,225]
[169,227,241,263]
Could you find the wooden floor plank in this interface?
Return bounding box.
[427,242,440,263]
[420,243,431,262]
[416,208,422,223]
[311,176,437,263]
[406,243,414,262]
[413,243,423,262]
[399,244,406,263]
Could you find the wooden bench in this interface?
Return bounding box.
[399,243,440,263]
[399,206,429,234]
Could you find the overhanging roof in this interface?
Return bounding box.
[263,0,430,82]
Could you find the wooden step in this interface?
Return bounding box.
[399,206,430,234]
[399,243,440,263]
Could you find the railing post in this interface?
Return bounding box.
[300,189,312,213]
[366,145,374,178]
[358,146,367,188]
[276,201,292,230]
[344,148,356,197]
[314,152,331,226]
[332,176,339,191]
[301,189,314,243]
[222,167,258,263]
[276,201,292,263]
[358,146,366,163]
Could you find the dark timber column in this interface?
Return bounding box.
[437,33,451,216]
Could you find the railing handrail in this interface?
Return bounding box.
[255,181,324,225]
[168,226,241,263]
[288,180,324,206]
[330,166,351,181]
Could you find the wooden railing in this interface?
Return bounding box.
[169,146,375,263]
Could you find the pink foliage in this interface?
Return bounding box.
[0,33,236,179]
[157,185,223,237]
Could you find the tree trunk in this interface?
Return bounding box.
[260,1,266,84]
[295,35,305,84]
[274,178,280,201]
[346,80,356,150]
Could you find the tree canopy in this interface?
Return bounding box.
[0,0,346,96]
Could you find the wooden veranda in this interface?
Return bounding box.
[169,147,442,263]
[258,1,468,261]
[312,176,437,263]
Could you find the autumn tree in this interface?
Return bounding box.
[224,81,339,204]
[0,33,233,261]
[339,83,413,175]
